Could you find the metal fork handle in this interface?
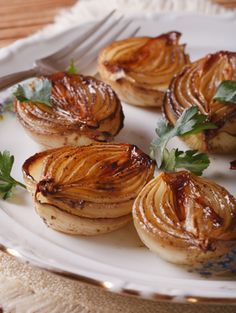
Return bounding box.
[0,67,40,91]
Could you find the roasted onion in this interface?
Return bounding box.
[23,143,154,235]
[133,171,236,264]
[164,51,236,153]
[98,32,189,107]
[15,72,124,148]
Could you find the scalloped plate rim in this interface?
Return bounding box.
[0,11,236,304]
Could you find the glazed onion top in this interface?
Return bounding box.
[164,51,236,126]
[23,143,155,205]
[133,171,236,251]
[15,72,124,140]
[99,31,190,91]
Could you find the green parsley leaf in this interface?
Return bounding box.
[160,149,210,176]
[0,150,26,200]
[150,106,217,163]
[0,182,14,200]
[13,78,52,107]
[0,150,14,177]
[150,106,216,175]
[173,106,217,135]
[213,80,236,104]
[67,59,78,75]
[0,98,15,119]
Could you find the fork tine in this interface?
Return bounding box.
[39,9,116,63]
[73,20,131,70]
[78,26,141,73]
[131,26,141,37]
[73,22,139,72]
[56,15,125,68]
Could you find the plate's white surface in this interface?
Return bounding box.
[0,12,236,302]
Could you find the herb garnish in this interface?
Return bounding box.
[213,80,236,104]
[13,78,52,107]
[0,97,15,119]
[150,106,217,175]
[67,59,78,75]
[160,148,210,176]
[0,151,26,200]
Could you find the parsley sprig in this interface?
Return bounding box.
[150,107,217,176]
[213,80,236,104]
[13,78,52,107]
[0,97,15,120]
[67,59,78,75]
[13,61,78,107]
[160,149,210,175]
[0,151,26,200]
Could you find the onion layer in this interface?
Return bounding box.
[133,171,236,264]
[15,72,124,148]
[164,51,236,153]
[98,32,189,107]
[23,143,154,235]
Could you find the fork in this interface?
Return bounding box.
[0,10,140,91]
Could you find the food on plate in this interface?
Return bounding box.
[163,51,236,153]
[133,171,236,265]
[23,143,155,235]
[213,80,236,105]
[0,150,26,200]
[150,106,216,176]
[15,72,124,148]
[98,31,189,107]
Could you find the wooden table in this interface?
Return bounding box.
[0,1,235,313]
[0,0,235,49]
[213,0,236,7]
[0,0,76,48]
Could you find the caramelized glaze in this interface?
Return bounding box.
[164,51,236,153]
[15,72,124,147]
[98,32,189,107]
[23,143,155,219]
[133,171,236,263]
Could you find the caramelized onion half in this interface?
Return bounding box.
[133,171,236,264]
[164,51,236,153]
[98,32,189,107]
[15,72,124,148]
[23,143,154,235]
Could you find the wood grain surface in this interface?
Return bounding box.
[0,0,76,48]
[0,0,235,47]
[212,0,236,8]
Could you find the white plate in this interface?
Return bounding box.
[0,12,236,304]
